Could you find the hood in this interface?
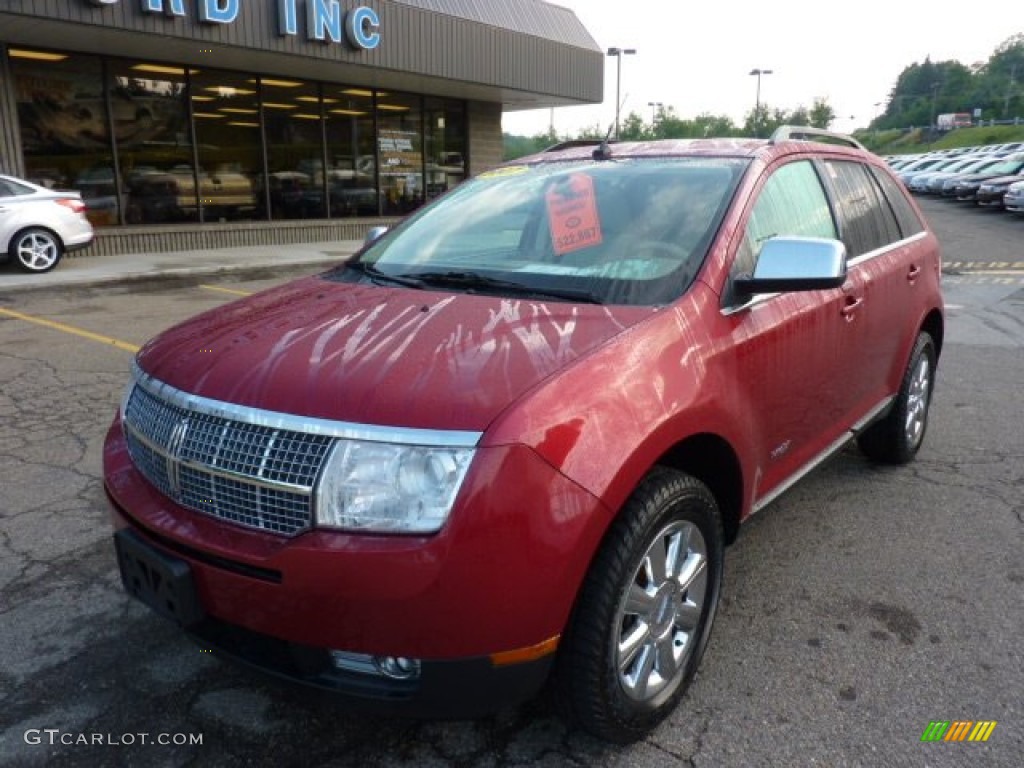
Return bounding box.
[958,169,1020,184]
[136,276,652,432]
[980,174,1024,187]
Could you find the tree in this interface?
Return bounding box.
[809,98,835,129]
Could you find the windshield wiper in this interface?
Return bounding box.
[397,270,605,304]
[347,261,426,289]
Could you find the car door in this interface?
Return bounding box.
[719,159,860,501]
[820,159,925,421]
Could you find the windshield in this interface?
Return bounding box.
[328,157,747,306]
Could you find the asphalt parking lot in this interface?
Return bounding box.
[0,197,1022,767]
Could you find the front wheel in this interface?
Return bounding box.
[555,468,724,743]
[857,331,936,464]
[11,228,63,273]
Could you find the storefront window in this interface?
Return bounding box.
[190,69,262,222]
[9,50,469,226]
[376,92,423,216]
[108,60,194,225]
[263,79,325,219]
[323,87,377,217]
[10,49,117,226]
[424,97,466,201]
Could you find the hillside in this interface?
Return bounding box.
[857,124,1024,155]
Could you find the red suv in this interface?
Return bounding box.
[104,127,944,742]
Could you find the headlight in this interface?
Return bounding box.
[315,440,475,533]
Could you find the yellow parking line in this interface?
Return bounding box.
[199,284,252,297]
[944,263,1024,272]
[958,270,1024,276]
[0,307,140,353]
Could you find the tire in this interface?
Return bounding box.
[11,227,63,273]
[555,468,724,743]
[857,332,936,464]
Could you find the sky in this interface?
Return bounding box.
[501,1,1023,137]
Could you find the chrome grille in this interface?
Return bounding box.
[123,382,333,535]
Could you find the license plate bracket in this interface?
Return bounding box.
[114,528,205,627]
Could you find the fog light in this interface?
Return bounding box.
[374,656,421,680]
[329,650,377,675]
[329,650,421,680]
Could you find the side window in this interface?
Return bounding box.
[730,160,837,292]
[0,179,32,197]
[823,160,901,258]
[869,166,926,239]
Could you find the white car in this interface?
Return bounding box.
[0,174,95,273]
[1004,180,1024,214]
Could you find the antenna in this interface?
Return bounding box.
[592,122,616,161]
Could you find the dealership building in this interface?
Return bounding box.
[0,0,602,255]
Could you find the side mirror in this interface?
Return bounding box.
[364,225,389,246]
[734,236,847,295]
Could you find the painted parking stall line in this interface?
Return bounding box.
[942,260,1024,284]
[199,284,253,297]
[0,307,141,353]
[943,261,1024,271]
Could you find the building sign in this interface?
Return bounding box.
[87,1,381,50]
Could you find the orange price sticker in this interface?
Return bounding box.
[546,173,604,256]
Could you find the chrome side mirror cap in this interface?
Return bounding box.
[734,236,847,294]
[364,226,389,246]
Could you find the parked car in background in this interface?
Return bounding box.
[939,156,1017,197]
[920,156,1005,195]
[949,154,1024,202]
[105,126,944,743]
[975,174,1024,208]
[125,165,257,224]
[0,174,94,273]
[909,156,990,194]
[896,156,951,184]
[1002,179,1024,214]
[900,157,968,188]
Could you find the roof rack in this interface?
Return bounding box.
[542,139,618,153]
[770,125,867,151]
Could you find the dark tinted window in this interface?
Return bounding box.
[263,80,327,220]
[190,69,262,223]
[11,50,116,226]
[823,160,900,258]
[0,178,33,197]
[869,166,925,238]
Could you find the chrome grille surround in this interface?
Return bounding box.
[122,373,333,535]
[120,363,482,536]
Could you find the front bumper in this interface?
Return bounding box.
[1003,194,1024,213]
[104,418,611,712]
[974,191,1006,207]
[113,524,552,716]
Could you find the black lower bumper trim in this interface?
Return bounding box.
[187,618,554,718]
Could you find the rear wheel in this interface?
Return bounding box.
[11,228,63,273]
[555,468,723,743]
[857,332,936,464]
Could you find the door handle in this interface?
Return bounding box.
[841,295,863,320]
[907,264,922,281]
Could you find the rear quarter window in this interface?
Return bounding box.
[822,160,901,259]
[869,166,926,239]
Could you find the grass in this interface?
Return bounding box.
[857,124,1024,155]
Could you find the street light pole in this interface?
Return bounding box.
[648,101,664,125]
[607,47,636,139]
[749,68,773,137]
